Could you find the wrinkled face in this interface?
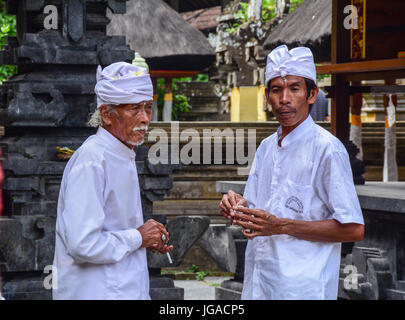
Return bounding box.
[266,75,318,130]
[100,101,153,148]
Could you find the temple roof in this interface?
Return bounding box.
[263,0,332,63]
[107,0,215,71]
[180,6,221,33]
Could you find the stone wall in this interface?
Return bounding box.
[177,81,228,121]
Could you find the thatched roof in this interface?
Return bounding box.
[263,0,332,63]
[107,0,215,71]
[181,6,221,34]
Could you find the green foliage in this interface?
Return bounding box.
[234,2,249,22]
[315,63,331,82]
[0,0,17,84]
[156,73,210,120]
[317,73,331,82]
[262,0,276,22]
[171,77,192,120]
[188,264,199,273]
[207,282,221,287]
[196,73,209,82]
[196,271,208,281]
[226,0,305,33]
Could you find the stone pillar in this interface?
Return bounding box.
[383,80,398,182]
[275,0,291,18]
[248,0,262,21]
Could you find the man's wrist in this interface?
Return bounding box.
[276,217,293,236]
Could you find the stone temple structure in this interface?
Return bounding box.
[0,0,208,300]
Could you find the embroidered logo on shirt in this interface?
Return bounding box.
[285,196,304,214]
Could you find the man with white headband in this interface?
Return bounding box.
[220,45,364,300]
[53,61,173,300]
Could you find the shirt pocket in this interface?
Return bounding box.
[281,179,313,220]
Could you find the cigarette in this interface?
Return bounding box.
[161,234,173,264]
[166,252,173,264]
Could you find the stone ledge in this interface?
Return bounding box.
[216,181,405,214]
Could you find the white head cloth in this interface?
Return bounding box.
[265,45,317,86]
[95,62,153,108]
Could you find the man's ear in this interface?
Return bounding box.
[308,86,319,105]
[265,87,271,105]
[99,105,112,126]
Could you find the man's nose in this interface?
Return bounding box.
[138,108,150,124]
[280,88,290,104]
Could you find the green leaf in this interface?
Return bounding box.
[1,24,10,33]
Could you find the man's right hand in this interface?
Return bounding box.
[219,190,248,223]
[137,219,169,249]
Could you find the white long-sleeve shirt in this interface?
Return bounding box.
[242,115,364,300]
[53,127,149,300]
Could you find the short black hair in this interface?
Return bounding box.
[304,78,317,114]
[267,77,318,114]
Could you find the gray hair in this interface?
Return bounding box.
[87,105,116,128]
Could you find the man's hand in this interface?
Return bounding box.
[232,206,287,239]
[138,219,170,249]
[147,243,174,254]
[219,190,248,224]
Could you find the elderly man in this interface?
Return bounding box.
[53,62,172,300]
[220,45,364,300]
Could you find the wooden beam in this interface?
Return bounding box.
[330,0,351,143]
[332,0,351,64]
[324,85,405,97]
[331,75,350,141]
[343,70,405,82]
[150,70,200,78]
[317,58,405,75]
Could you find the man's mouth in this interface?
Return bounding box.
[276,108,295,119]
[278,110,295,118]
[132,126,148,135]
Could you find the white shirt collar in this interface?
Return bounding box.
[96,126,136,160]
[276,115,315,148]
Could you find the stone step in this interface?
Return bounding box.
[172,165,247,181]
[386,289,405,300]
[153,199,222,217]
[166,181,222,200]
[364,166,405,181]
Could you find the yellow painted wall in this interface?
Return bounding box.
[230,87,240,122]
[350,113,377,123]
[230,86,266,122]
